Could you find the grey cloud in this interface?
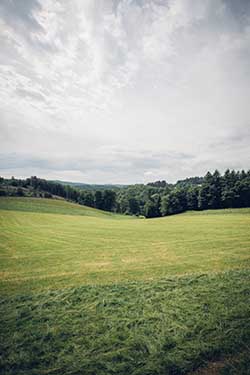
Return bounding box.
[16,88,47,102]
[0,0,250,183]
[0,154,94,172]
[0,0,61,54]
[226,0,250,27]
[129,151,195,170]
[207,127,250,150]
[15,88,46,102]
[0,0,42,30]
[0,149,195,178]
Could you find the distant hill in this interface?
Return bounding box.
[52,180,127,191]
[1,169,249,218]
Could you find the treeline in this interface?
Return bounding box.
[0,169,250,217]
[160,170,250,216]
[0,176,117,211]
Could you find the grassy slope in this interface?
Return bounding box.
[0,197,131,218]
[0,198,250,294]
[0,197,250,374]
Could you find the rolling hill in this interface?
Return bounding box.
[0,197,250,294]
[0,197,250,374]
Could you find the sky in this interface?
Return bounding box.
[0,0,250,184]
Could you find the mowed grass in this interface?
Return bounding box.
[1,197,250,374]
[1,271,250,375]
[0,197,131,218]
[0,197,250,295]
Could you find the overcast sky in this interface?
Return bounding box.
[0,0,250,184]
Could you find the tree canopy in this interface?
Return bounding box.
[1,169,250,217]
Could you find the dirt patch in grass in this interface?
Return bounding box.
[190,360,225,375]
[189,350,250,375]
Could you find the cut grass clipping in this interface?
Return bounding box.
[1,271,250,375]
[0,197,250,374]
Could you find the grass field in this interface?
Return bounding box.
[0,197,250,374]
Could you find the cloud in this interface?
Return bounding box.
[0,147,197,184]
[0,0,250,183]
[0,0,42,31]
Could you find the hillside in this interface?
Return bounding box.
[1,169,250,219]
[1,197,250,295]
[0,197,130,219]
[52,180,127,190]
[1,197,250,374]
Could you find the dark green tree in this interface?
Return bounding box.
[103,190,116,211]
[161,189,187,216]
[186,186,199,210]
[94,191,103,209]
[128,197,140,215]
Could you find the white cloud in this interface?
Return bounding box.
[0,0,250,183]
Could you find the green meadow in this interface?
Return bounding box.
[0,197,250,374]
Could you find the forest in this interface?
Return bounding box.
[1,169,250,218]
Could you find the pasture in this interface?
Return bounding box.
[0,198,250,295]
[0,197,250,374]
